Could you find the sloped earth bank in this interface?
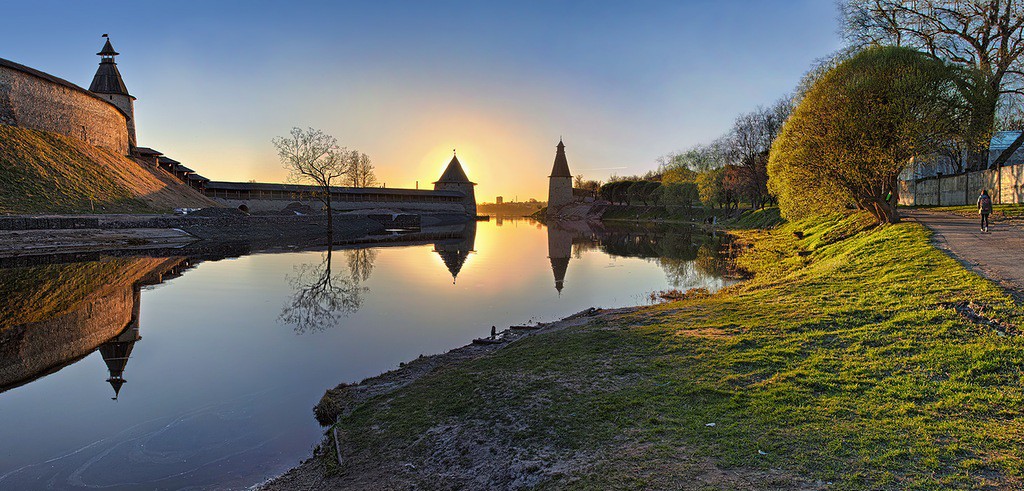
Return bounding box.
[264,212,1024,490]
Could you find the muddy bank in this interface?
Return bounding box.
[260,307,613,491]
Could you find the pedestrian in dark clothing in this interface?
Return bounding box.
[978,189,993,232]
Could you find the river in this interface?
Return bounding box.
[0,218,733,489]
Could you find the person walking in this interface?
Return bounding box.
[978,189,993,232]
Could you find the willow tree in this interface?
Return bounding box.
[840,0,1024,170]
[768,46,970,224]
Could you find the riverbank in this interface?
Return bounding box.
[264,211,1024,489]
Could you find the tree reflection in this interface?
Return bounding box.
[279,244,369,334]
[346,248,377,283]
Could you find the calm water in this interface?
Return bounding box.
[0,219,731,490]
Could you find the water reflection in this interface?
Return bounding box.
[0,256,189,399]
[0,218,730,489]
[543,220,729,293]
[279,244,367,335]
[433,221,477,283]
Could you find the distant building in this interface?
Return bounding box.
[547,139,573,214]
[901,131,1024,180]
[496,196,503,204]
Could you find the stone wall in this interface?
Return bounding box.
[0,60,128,154]
[899,163,1024,206]
[209,197,468,214]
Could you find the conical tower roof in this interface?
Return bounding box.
[89,37,130,96]
[97,38,119,56]
[550,139,571,178]
[434,153,476,184]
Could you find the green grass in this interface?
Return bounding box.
[0,124,211,214]
[328,212,1024,489]
[727,207,785,230]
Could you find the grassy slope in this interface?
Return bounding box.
[330,212,1024,489]
[0,124,215,214]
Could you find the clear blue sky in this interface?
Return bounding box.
[5,1,842,200]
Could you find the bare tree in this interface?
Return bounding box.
[279,245,366,334]
[347,150,378,188]
[723,98,792,208]
[346,248,378,283]
[273,127,350,232]
[840,0,1024,169]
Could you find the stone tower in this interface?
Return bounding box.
[547,139,573,214]
[89,35,136,149]
[434,151,477,216]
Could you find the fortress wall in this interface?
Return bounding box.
[210,197,467,214]
[0,63,128,154]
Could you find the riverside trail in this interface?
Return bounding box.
[903,208,1024,299]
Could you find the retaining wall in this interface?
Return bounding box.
[210,197,467,214]
[899,163,1024,206]
[0,59,128,154]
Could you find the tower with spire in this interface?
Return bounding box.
[89,35,136,149]
[434,150,477,216]
[547,139,573,214]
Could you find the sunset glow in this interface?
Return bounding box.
[3,1,840,201]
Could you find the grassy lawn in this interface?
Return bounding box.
[327,212,1024,489]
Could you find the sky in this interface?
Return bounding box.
[5,1,842,201]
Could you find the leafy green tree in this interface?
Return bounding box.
[840,0,1024,170]
[768,46,970,224]
[696,168,726,209]
[659,182,699,209]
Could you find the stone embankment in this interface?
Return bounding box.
[0,210,480,259]
[0,212,388,259]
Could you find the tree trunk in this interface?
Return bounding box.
[325,192,333,234]
[863,197,899,224]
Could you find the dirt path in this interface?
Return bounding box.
[902,209,1024,299]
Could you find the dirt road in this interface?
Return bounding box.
[902,209,1024,298]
